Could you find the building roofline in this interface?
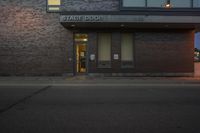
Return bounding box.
[60,10,200,16]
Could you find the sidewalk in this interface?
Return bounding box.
[0,76,200,86]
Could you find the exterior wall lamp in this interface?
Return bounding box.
[164,0,172,8]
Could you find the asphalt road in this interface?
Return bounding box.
[0,84,200,133]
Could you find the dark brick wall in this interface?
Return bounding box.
[0,0,195,76]
[88,32,97,73]
[87,30,194,74]
[61,0,119,11]
[111,32,121,73]
[134,30,194,73]
[0,0,119,76]
[0,0,74,76]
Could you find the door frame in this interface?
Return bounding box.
[73,33,89,75]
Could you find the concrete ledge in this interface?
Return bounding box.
[88,73,194,77]
[62,73,74,76]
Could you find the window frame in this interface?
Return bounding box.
[120,0,200,10]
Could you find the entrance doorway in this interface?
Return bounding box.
[74,34,88,73]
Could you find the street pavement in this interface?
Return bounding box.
[0,77,200,133]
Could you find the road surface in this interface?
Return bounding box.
[0,83,200,133]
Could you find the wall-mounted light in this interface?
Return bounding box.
[164,0,172,8]
[120,24,125,27]
[47,0,61,12]
[71,24,76,27]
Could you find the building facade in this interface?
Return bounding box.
[0,0,200,76]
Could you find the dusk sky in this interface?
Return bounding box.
[195,32,200,49]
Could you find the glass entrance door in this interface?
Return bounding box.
[74,34,88,73]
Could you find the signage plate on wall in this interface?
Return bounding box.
[60,15,145,23]
[60,15,200,23]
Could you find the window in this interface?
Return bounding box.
[121,33,134,68]
[170,0,191,8]
[122,0,146,7]
[121,0,199,8]
[193,0,200,7]
[98,33,111,68]
[47,0,61,12]
[147,0,166,7]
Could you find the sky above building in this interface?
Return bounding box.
[195,32,200,49]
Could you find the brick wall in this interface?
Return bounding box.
[135,30,194,73]
[194,63,200,77]
[87,30,194,74]
[0,0,195,76]
[61,0,119,11]
[0,0,74,76]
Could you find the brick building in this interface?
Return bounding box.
[0,0,200,76]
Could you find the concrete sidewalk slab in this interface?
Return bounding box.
[0,76,200,86]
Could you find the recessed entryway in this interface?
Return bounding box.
[74,33,88,74]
